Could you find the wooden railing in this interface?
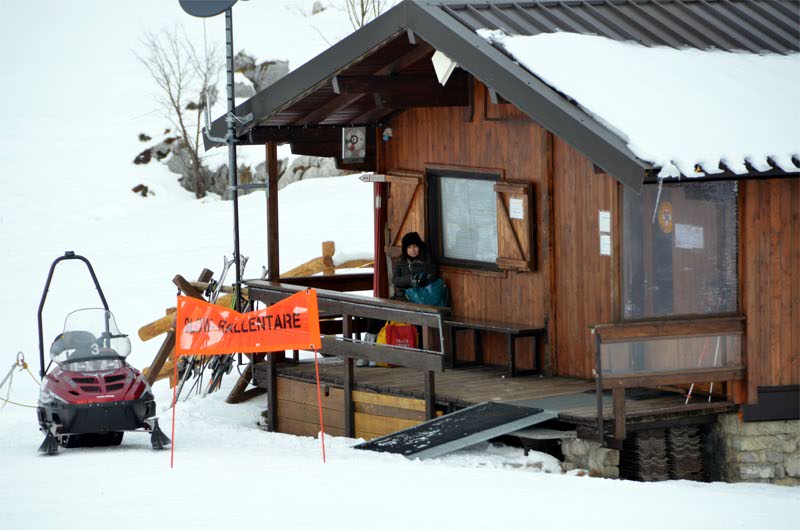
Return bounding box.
[590,316,745,443]
[245,280,451,435]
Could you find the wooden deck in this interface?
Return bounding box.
[256,360,736,430]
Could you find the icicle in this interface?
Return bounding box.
[651,176,664,224]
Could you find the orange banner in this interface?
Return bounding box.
[175,289,321,356]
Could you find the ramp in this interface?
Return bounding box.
[353,402,557,460]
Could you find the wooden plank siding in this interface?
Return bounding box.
[552,138,617,379]
[275,378,428,441]
[385,79,548,370]
[743,178,800,389]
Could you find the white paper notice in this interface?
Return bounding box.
[600,234,612,256]
[509,198,524,220]
[598,210,611,233]
[675,224,704,249]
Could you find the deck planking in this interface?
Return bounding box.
[257,361,735,426]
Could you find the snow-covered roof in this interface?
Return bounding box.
[479,30,800,179]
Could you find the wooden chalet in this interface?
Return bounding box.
[207,0,800,480]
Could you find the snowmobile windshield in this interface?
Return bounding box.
[49,308,132,365]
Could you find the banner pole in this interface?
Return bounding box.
[313,346,326,463]
[171,358,177,469]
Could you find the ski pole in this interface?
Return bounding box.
[708,336,721,403]
[685,338,711,404]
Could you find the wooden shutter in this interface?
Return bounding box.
[494,181,534,271]
[384,170,425,257]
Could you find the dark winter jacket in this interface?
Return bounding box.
[392,232,438,300]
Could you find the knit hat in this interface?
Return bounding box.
[401,232,427,259]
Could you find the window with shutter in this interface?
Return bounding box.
[428,168,505,269]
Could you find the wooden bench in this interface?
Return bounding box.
[444,317,545,376]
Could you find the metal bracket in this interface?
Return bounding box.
[226,182,268,192]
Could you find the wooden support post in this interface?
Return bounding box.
[442,323,454,369]
[423,325,435,420]
[473,329,482,364]
[322,241,335,276]
[613,386,626,441]
[267,354,277,432]
[373,127,388,298]
[424,371,435,421]
[594,331,605,444]
[507,333,516,376]
[266,141,280,281]
[343,313,355,437]
[144,269,213,386]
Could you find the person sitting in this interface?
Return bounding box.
[392,232,437,301]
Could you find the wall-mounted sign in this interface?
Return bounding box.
[675,223,704,249]
[658,201,673,234]
[509,198,524,220]
[599,210,611,233]
[600,234,612,256]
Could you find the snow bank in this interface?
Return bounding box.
[478,30,800,178]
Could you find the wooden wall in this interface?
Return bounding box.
[386,80,549,369]
[552,138,617,379]
[275,378,427,440]
[743,178,800,391]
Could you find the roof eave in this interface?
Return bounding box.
[206,0,651,190]
[203,1,411,150]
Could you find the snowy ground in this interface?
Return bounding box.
[0,2,798,529]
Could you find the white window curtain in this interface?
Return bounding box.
[439,177,498,263]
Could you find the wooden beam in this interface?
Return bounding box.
[612,387,626,440]
[293,43,434,127]
[601,366,745,388]
[280,273,373,292]
[351,106,396,126]
[320,336,444,372]
[267,354,277,432]
[332,75,444,95]
[592,316,745,342]
[293,93,365,126]
[377,43,434,75]
[423,326,436,420]
[343,314,355,438]
[266,142,280,281]
[248,127,340,144]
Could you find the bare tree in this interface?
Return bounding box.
[136,27,221,198]
[344,0,395,30]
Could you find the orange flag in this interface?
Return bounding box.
[175,289,321,357]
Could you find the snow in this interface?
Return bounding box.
[0,3,798,529]
[478,30,800,179]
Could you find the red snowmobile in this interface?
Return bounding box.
[36,252,170,455]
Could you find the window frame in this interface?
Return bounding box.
[618,180,741,323]
[426,167,503,272]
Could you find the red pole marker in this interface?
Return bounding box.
[313,346,326,463]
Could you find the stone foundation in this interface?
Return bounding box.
[561,438,620,478]
[714,413,800,486]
